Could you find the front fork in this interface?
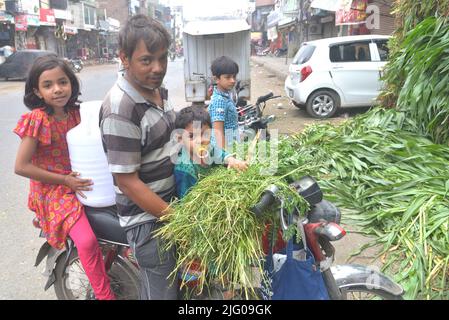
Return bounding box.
[303,223,344,300]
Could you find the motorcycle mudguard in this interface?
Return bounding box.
[331,264,404,297]
[34,242,52,267]
[35,242,66,290]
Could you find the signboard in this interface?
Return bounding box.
[267,26,278,41]
[40,8,56,26]
[310,0,339,12]
[0,0,5,11]
[54,9,72,20]
[15,15,28,31]
[0,12,14,23]
[335,0,367,25]
[64,25,78,35]
[21,0,40,15]
[27,15,41,26]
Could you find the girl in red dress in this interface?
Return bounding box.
[14,55,115,300]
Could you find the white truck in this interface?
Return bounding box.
[183,17,251,106]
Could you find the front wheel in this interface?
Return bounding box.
[54,248,140,300]
[340,286,403,300]
[329,264,404,300]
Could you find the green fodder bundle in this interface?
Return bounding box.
[281,108,449,299]
[157,164,308,298]
[159,107,448,300]
[379,0,449,108]
[382,17,449,144]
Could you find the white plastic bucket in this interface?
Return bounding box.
[67,101,116,207]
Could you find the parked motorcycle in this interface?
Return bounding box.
[237,92,279,141]
[255,45,270,56]
[274,47,288,57]
[32,176,404,300]
[66,58,83,73]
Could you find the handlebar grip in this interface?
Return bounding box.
[256,92,274,105]
[251,191,276,218]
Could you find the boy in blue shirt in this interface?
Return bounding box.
[208,56,240,150]
[174,106,247,199]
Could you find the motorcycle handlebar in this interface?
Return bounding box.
[250,185,279,218]
[256,92,274,105]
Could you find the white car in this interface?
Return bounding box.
[284,35,390,118]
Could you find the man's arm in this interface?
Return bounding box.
[114,172,170,218]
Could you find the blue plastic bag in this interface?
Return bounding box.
[261,238,329,300]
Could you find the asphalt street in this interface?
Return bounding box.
[0,59,186,300]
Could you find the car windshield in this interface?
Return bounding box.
[292,44,315,65]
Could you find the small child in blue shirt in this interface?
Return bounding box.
[208,56,240,150]
[174,106,248,199]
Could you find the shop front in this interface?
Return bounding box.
[0,11,14,48]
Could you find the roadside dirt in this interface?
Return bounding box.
[250,60,372,136]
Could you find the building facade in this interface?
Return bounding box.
[256,0,396,57]
[0,0,170,59]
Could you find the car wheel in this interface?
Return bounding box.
[306,90,340,118]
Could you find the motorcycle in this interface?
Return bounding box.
[255,45,270,56]
[237,92,279,142]
[274,48,287,57]
[32,206,221,300]
[33,177,404,300]
[66,58,83,73]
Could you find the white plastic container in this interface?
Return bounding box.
[67,101,116,207]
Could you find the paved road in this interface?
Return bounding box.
[0,58,185,300]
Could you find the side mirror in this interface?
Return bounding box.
[292,176,322,205]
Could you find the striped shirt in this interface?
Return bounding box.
[100,75,177,229]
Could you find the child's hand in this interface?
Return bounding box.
[64,172,93,199]
[226,157,248,172]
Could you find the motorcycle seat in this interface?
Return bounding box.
[85,206,129,245]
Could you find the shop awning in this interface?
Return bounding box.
[267,10,281,28]
[278,16,296,29]
[310,0,339,12]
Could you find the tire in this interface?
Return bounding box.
[339,286,403,300]
[306,90,339,118]
[54,248,140,300]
